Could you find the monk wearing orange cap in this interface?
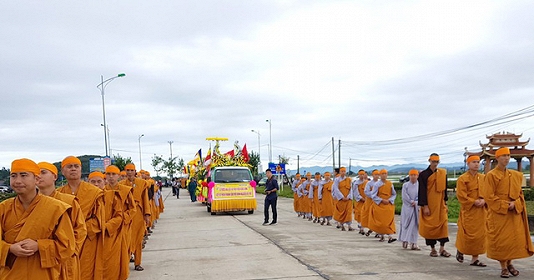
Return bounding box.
[399,169,421,250]
[368,169,397,243]
[0,159,75,279]
[298,172,313,220]
[37,162,87,280]
[455,155,487,267]
[482,147,534,278]
[120,171,127,181]
[309,172,323,223]
[291,173,302,217]
[96,165,125,280]
[105,166,136,280]
[88,172,106,190]
[352,170,368,234]
[119,163,151,271]
[418,153,450,258]
[318,172,334,226]
[362,169,380,236]
[57,156,105,279]
[332,167,354,231]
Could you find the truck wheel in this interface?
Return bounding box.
[211,212,216,215]
[248,210,254,214]
[207,204,211,212]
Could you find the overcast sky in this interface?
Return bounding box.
[2,0,534,174]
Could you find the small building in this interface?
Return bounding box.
[466,132,534,187]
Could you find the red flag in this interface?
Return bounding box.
[242,144,250,162]
[224,149,235,157]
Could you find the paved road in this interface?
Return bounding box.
[129,189,534,280]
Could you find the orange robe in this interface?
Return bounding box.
[361,180,376,228]
[367,180,396,235]
[105,184,136,280]
[319,180,334,217]
[101,190,124,280]
[455,172,486,255]
[311,181,320,218]
[57,181,105,280]
[353,179,368,223]
[482,167,534,261]
[0,194,75,280]
[119,178,151,266]
[50,191,87,280]
[333,177,353,224]
[418,168,448,240]
[299,180,312,214]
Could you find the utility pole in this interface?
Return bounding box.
[297,155,300,174]
[338,139,341,169]
[168,141,174,158]
[331,137,335,172]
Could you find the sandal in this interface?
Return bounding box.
[348,227,355,231]
[470,260,487,267]
[134,265,144,271]
[341,226,346,231]
[411,244,421,251]
[430,250,439,257]
[379,236,385,242]
[456,250,464,263]
[402,241,408,249]
[359,230,365,235]
[507,265,519,276]
[388,238,397,243]
[501,268,510,278]
[440,250,451,257]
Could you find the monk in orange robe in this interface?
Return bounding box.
[94,165,125,280]
[418,153,450,258]
[291,173,302,216]
[57,156,105,279]
[362,170,379,236]
[310,172,322,223]
[332,167,354,231]
[298,173,313,220]
[482,147,534,278]
[88,171,105,190]
[105,166,136,280]
[141,171,158,230]
[367,169,397,243]
[455,155,487,267]
[37,162,87,280]
[352,170,368,234]
[0,158,75,280]
[318,172,334,226]
[119,163,151,272]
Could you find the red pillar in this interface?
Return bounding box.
[517,157,523,172]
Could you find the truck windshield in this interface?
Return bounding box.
[213,169,252,183]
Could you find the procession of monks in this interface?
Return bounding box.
[0,156,165,280]
[291,149,533,278]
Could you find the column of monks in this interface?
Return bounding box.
[0,156,165,280]
[290,149,533,278]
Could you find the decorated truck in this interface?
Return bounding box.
[184,137,257,215]
[207,166,257,215]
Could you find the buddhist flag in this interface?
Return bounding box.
[194,149,202,165]
[204,147,212,168]
[242,144,250,163]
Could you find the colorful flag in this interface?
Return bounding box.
[204,147,212,167]
[194,149,202,165]
[242,144,250,163]
[224,149,235,157]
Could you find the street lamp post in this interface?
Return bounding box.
[97,73,126,157]
[250,130,261,161]
[138,134,144,169]
[266,119,272,163]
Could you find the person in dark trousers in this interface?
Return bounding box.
[188,177,197,202]
[174,177,180,199]
[263,169,279,226]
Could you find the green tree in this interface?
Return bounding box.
[151,154,165,176]
[0,167,10,186]
[113,154,133,171]
[248,151,260,176]
[279,155,290,164]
